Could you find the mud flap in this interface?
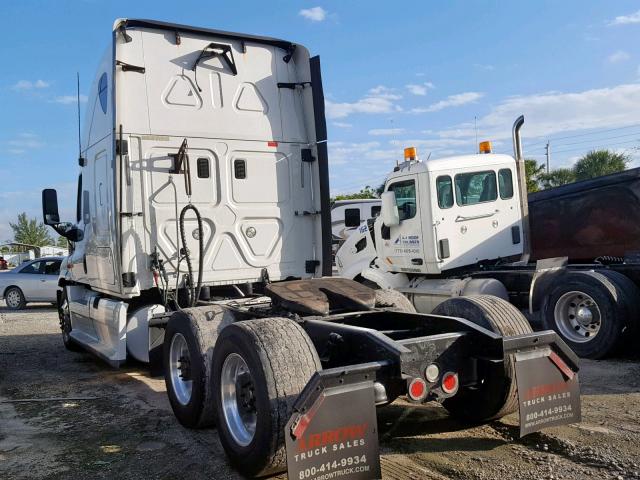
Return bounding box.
[508,333,582,437]
[286,365,382,480]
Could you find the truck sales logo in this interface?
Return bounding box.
[296,423,368,454]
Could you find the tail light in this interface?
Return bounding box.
[408,378,428,402]
[441,372,459,395]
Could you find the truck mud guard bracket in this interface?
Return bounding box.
[529,257,569,314]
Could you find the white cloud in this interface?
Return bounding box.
[299,6,327,22]
[11,79,50,91]
[389,137,476,152]
[325,86,402,119]
[368,128,406,136]
[52,94,88,105]
[332,122,353,128]
[405,82,435,96]
[7,133,43,150]
[367,85,402,100]
[411,92,484,113]
[608,50,630,63]
[474,63,495,71]
[328,142,402,167]
[435,83,640,141]
[608,10,640,26]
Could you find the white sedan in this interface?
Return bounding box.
[0,256,63,309]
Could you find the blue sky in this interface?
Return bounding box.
[1,1,640,241]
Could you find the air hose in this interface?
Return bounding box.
[179,204,204,307]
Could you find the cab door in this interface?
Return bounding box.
[433,168,518,270]
[380,176,426,272]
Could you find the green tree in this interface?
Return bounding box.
[525,159,545,193]
[9,212,53,247]
[56,236,68,248]
[331,185,379,202]
[539,168,576,189]
[574,149,628,181]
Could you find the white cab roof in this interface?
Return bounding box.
[390,153,515,178]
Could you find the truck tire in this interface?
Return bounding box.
[598,270,640,340]
[432,295,532,422]
[163,306,235,429]
[212,318,321,477]
[375,288,417,313]
[59,288,82,352]
[5,286,26,310]
[542,271,625,359]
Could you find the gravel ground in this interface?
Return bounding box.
[1,303,639,480]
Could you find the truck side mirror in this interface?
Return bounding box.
[381,191,400,227]
[42,189,60,225]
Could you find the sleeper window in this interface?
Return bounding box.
[371,205,381,217]
[388,180,417,220]
[455,171,497,206]
[436,176,453,209]
[344,208,361,227]
[498,169,514,199]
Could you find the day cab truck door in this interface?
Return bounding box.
[379,175,427,273]
[432,166,521,271]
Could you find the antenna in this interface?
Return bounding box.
[76,73,85,166]
[474,116,478,153]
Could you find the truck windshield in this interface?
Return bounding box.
[455,171,497,206]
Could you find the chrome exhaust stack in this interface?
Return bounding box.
[512,115,530,263]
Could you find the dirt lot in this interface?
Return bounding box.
[1,304,639,480]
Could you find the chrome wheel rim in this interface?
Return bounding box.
[554,291,601,343]
[6,290,21,308]
[220,353,257,447]
[169,333,193,405]
[60,297,71,341]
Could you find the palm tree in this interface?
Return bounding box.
[574,150,629,181]
[539,168,576,189]
[525,159,545,192]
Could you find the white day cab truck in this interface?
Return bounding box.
[336,124,640,360]
[43,19,581,479]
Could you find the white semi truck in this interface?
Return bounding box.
[43,19,581,478]
[336,120,640,359]
[331,199,381,243]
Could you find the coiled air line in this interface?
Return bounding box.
[172,138,204,308]
[179,203,204,307]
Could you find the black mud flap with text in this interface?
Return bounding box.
[507,332,581,437]
[286,365,382,480]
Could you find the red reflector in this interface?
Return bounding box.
[408,378,427,401]
[441,372,459,394]
[267,141,278,147]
